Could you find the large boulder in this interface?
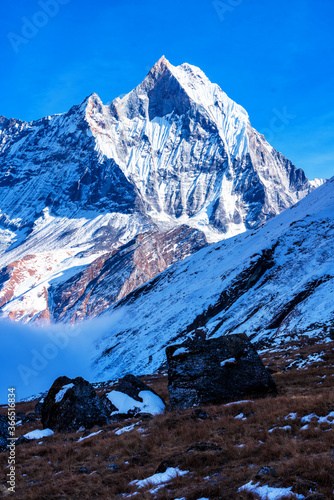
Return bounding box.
[41,376,108,432]
[166,334,277,410]
[106,374,165,418]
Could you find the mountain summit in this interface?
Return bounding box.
[88,57,320,240]
[0,58,324,322]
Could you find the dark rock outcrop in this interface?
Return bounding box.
[22,412,39,423]
[155,441,222,474]
[41,376,108,432]
[99,394,118,415]
[256,466,278,479]
[0,415,9,452]
[34,401,43,415]
[292,480,320,497]
[186,442,222,452]
[191,408,211,420]
[166,334,277,410]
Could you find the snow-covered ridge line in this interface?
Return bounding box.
[91,177,334,380]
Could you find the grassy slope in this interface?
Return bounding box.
[0,339,333,500]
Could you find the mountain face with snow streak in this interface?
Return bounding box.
[0,57,322,322]
[92,177,334,380]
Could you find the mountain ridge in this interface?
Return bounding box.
[0,57,325,323]
[92,176,334,380]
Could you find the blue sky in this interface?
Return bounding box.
[1,0,333,180]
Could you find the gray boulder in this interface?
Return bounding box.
[41,376,108,432]
[166,334,277,410]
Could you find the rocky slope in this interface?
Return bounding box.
[2,341,334,499]
[0,57,322,322]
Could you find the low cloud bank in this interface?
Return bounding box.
[0,312,124,403]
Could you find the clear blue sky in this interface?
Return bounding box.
[1,0,333,180]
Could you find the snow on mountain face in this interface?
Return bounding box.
[90,56,318,240]
[93,177,334,380]
[0,57,323,323]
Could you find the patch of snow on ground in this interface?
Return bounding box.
[224,400,253,406]
[301,411,334,425]
[78,430,102,442]
[147,484,166,495]
[318,411,334,424]
[286,352,325,370]
[285,413,297,420]
[107,390,165,415]
[115,423,138,435]
[23,429,54,440]
[238,480,305,499]
[301,413,319,423]
[268,425,292,433]
[54,383,74,403]
[130,467,189,489]
[220,357,236,367]
[172,347,189,357]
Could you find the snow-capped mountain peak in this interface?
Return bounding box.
[85,58,320,241]
[149,54,171,74]
[111,57,249,154]
[0,57,325,323]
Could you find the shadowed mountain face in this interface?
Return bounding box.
[0,57,323,323]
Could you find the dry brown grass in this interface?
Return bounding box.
[0,339,333,499]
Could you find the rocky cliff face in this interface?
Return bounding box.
[0,57,322,322]
[49,225,207,323]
